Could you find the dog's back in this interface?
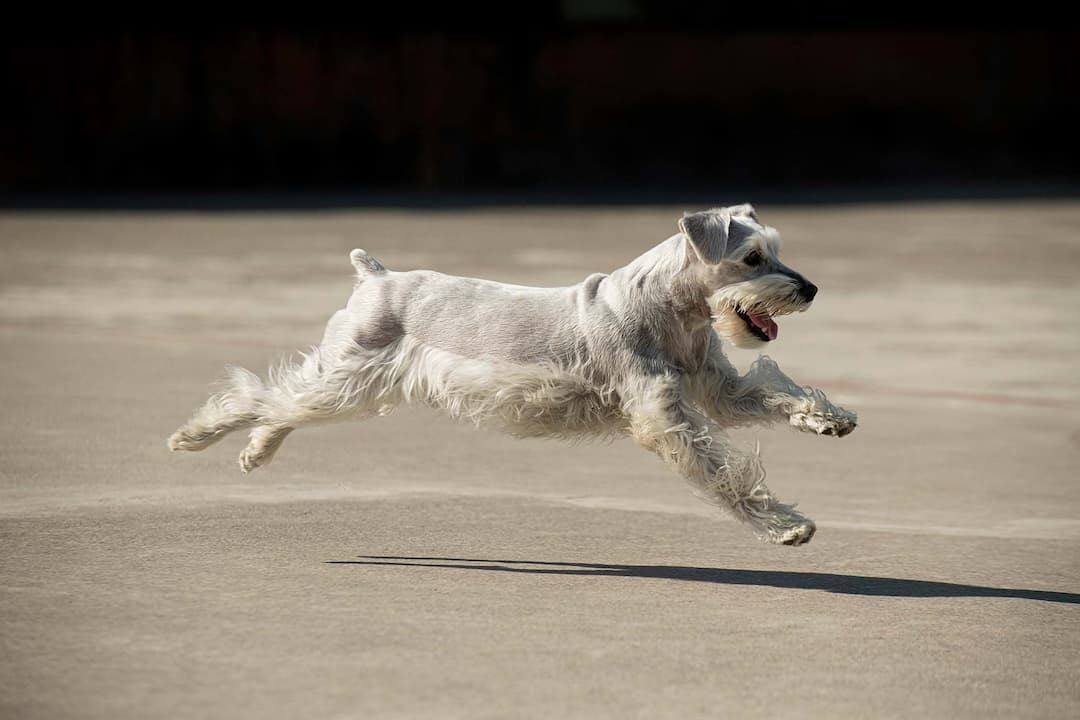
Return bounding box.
[343,249,609,367]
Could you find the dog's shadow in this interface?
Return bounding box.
[326,555,1080,604]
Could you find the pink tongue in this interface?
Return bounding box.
[749,311,778,340]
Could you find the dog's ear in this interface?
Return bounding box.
[727,203,758,222]
[679,209,731,264]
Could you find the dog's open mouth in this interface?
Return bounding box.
[735,306,779,342]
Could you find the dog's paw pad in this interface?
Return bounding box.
[238,449,261,474]
[790,410,857,438]
[779,522,816,546]
[835,420,856,437]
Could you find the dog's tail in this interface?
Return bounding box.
[350,248,386,278]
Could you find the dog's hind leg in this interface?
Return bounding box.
[239,424,294,474]
[628,375,816,546]
[168,345,385,465]
[229,340,405,471]
[168,366,263,452]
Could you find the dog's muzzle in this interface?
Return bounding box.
[713,272,817,343]
[734,305,779,342]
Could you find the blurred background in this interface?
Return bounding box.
[4,9,1080,720]
[2,8,1078,203]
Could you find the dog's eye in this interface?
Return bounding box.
[744,251,763,267]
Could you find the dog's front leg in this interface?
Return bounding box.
[627,374,816,545]
[689,348,857,437]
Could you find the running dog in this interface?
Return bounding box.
[169,204,857,545]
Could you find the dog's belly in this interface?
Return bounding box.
[419,353,627,440]
[335,269,630,438]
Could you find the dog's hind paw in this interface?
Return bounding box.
[168,427,223,452]
[789,406,857,438]
[238,448,261,474]
[237,426,292,474]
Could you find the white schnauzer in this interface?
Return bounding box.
[169,204,856,546]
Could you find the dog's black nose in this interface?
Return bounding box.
[800,281,818,302]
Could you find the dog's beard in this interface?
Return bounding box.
[707,275,810,349]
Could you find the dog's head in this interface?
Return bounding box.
[678,204,817,348]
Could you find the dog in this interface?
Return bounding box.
[169,204,856,546]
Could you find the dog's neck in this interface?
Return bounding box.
[603,234,715,368]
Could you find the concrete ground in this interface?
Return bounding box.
[1,201,1078,719]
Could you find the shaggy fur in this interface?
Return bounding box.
[169,205,856,545]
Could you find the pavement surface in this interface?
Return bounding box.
[1,201,1078,719]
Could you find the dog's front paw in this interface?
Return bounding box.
[749,509,817,546]
[737,493,817,546]
[789,406,857,437]
[777,521,816,546]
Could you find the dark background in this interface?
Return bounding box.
[3,7,1077,201]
